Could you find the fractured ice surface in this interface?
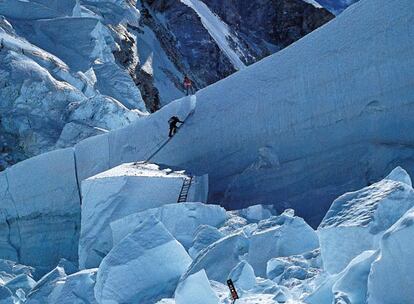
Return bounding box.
[318,167,414,274]
[95,216,191,304]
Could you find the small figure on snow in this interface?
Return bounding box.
[168,116,184,137]
[183,75,194,96]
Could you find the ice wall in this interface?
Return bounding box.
[0,149,80,277]
[69,0,414,226]
[124,0,414,225]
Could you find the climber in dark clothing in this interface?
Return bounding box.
[168,116,184,137]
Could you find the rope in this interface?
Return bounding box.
[141,105,196,164]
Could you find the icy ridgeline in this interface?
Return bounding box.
[0,0,146,170]
[0,166,412,303]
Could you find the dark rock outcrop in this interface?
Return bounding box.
[201,0,334,60]
[141,0,236,88]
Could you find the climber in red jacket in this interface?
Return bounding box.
[183,75,194,96]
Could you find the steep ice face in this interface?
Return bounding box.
[145,0,414,225]
[367,208,414,303]
[318,167,414,274]
[0,148,80,277]
[1,0,412,240]
[1,0,334,169]
[95,216,192,304]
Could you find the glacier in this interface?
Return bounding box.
[0,168,412,302]
[1,0,410,231]
[0,0,412,302]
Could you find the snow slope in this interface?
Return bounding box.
[180,0,246,70]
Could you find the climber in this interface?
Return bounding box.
[183,75,194,96]
[168,116,184,137]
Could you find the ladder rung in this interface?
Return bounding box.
[177,176,193,203]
